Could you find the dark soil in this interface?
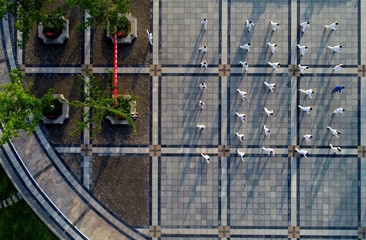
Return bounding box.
[61,155,81,181]
[25,75,82,144]
[92,0,151,65]
[92,75,150,145]
[25,6,82,65]
[92,156,149,226]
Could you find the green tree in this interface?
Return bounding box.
[67,0,130,30]
[70,72,136,138]
[0,69,43,144]
[0,0,47,47]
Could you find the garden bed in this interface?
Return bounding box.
[25,75,82,144]
[92,156,149,226]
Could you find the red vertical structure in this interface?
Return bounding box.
[113,34,118,99]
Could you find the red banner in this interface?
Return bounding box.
[113,34,118,99]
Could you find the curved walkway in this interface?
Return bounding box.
[0,14,147,240]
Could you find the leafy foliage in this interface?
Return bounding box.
[41,11,66,36]
[67,0,130,30]
[0,69,43,144]
[0,0,47,47]
[70,72,136,138]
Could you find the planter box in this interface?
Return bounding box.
[42,94,69,124]
[106,95,137,125]
[107,14,137,44]
[38,18,69,44]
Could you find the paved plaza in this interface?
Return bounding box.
[1,0,366,239]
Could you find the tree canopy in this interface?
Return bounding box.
[0,69,43,144]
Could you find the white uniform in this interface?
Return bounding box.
[298,105,312,114]
[236,89,247,101]
[270,21,279,31]
[333,64,343,72]
[297,44,308,56]
[299,89,314,98]
[237,149,246,161]
[146,29,153,45]
[235,112,246,123]
[295,148,308,158]
[240,43,251,52]
[201,153,210,164]
[198,100,205,110]
[235,132,245,142]
[263,125,270,137]
[198,46,207,54]
[329,144,341,154]
[325,22,338,30]
[303,134,313,142]
[298,64,309,74]
[327,126,340,138]
[196,124,205,130]
[300,21,310,33]
[201,19,208,30]
[200,61,207,68]
[245,20,255,32]
[333,107,345,114]
[327,45,342,53]
[268,62,280,71]
[267,42,277,54]
[262,147,275,156]
[239,61,248,72]
[264,107,274,117]
[264,81,276,92]
[199,82,207,90]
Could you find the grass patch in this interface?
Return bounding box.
[0,166,58,239]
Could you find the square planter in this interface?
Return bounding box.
[38,18,69,44]
[107,13,137,44]
[42,94,69,124]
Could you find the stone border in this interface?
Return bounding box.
[38,18,69,45]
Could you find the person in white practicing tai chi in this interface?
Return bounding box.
[269,21,279,31]
[262,147,275,156]
[325,22,338,31]
[264,107,274,117]
[327,45,342,53]
[333,107,345,114]
[146,29,153,45]
[264,81,276,92]
[333,64,343,72]
[235,112,246,122]
[196,124,205,130]
[201,153,210,164]
[297,44,308,56]
[201,18,208,31]
[327,126,340,138]
[300,21,310,33]
[329,144,341,154]
[298,105,312,114]
[237,149,246,162]
[237,89,247,101]
[299,89,314,98]
[235,132,245,142]
[239,61,248,72]
[245,20,255,32]
[240,43,251,52]
[267,42,277,54]
[268,62,280,71]
[263,125,270,137]
[298,64,309,74]
[295,148,308,158]
[303,134,313,142]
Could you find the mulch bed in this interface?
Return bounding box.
[25,75,82,144]
[92,0,151,65]
[92,156,149,226]
[25,6,82,65]
[92,75,150,145]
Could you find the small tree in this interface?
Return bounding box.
[67,0,130,30]
[0,69,43,144]
[0,0,47,47]
[70,72,136,138]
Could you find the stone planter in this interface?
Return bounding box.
[38,18,69,44]
[106,95,138,125]
[107,14,137,44]
[42,94,69,124]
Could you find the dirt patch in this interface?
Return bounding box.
[92,0,151,65]
[61,155,81,181]
[25,75,82,144]
[24,6,83,65]
[92,156,149,226]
